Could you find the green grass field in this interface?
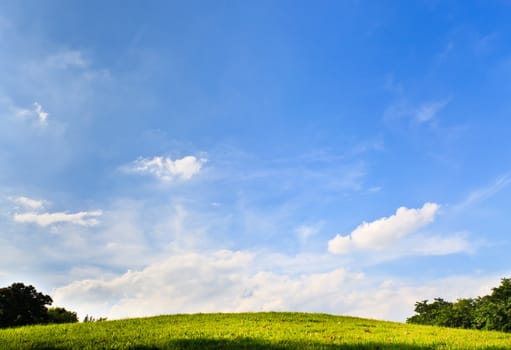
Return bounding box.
[1,312,510,349]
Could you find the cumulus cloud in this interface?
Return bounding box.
[16,102,49,124]
[127,155,206,181]
[8,196,46,210]
[328,203,439,254]
[52,249,503,322]
[13,210,102,227]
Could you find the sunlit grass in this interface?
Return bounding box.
[1,312,510,349]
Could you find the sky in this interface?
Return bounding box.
[1,0,511,322]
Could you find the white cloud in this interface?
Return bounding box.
[16,102,49,125]
[8,196,46,210]
[52,249,504,322]
[328,203,439,254]
[415,99,450,123]
[13,210,102,227]
[128,155,206,181]
[53,250,364,320]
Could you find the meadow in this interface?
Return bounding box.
[0,312,510,350]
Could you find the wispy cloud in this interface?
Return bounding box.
[409,233,472,256]
[415,99,450,123]
[455,174,511,210]
[45,50,88,69]
[294,222,322,244]
[8,196,46,210]
[384,98,450,124]
[13,210,102,227]
[126,155,207,181]
[16,102,49,125]
[328,203,439,254]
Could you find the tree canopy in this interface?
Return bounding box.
[0,283,52,328]
[47,307,79,324]
[0,282,77,328]
[407,278,511,332]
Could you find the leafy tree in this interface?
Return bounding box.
[47,307,78,324]
[406,298,453,326]
[473,278,511,332]
[408,278,511,332]
[473,295,494,330]
[449,298,476,329]
[0,283,53,328]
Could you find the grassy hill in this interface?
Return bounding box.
[1,312,510,349]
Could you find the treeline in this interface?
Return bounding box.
[0,282,78,328]
[407,278,511,332]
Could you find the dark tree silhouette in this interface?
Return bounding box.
[0,282,53,328]
[47,307,78,324]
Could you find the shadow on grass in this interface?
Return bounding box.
[159,338,505,350]
[20,338,511,350]
[140,338,428,349]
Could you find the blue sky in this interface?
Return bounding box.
[1,0,511,321]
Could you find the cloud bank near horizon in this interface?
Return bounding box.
[52,249,502,322]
